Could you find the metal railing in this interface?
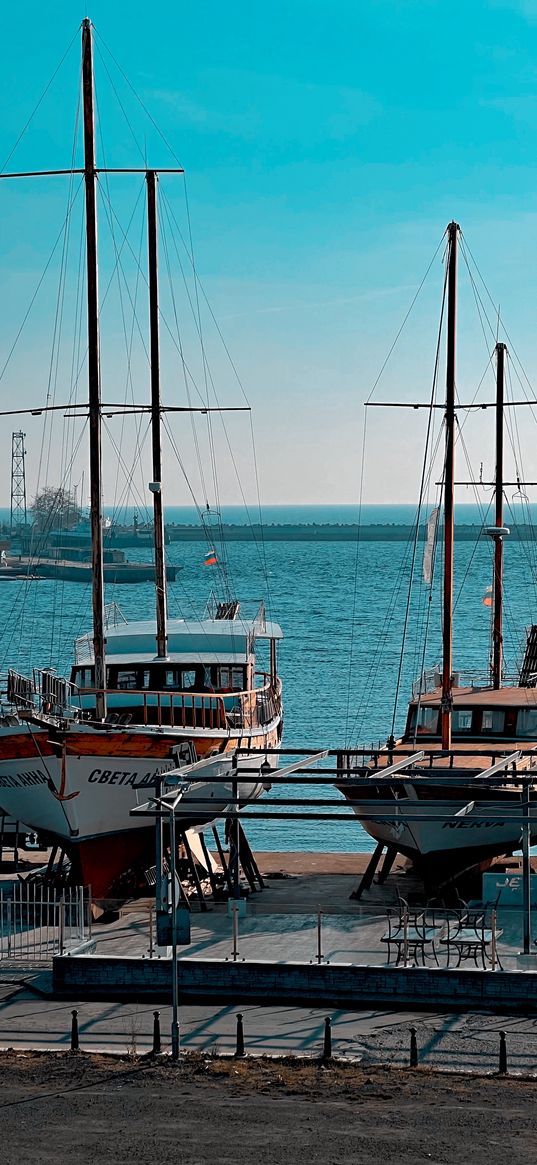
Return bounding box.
[0,883,89,963]
[5,668,282,733]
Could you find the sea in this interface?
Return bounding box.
[1,502,536,854]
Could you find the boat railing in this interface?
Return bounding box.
[74,673,282,732]
[6,668,79,717]
[412,667,523,698]
[73,633,93,664]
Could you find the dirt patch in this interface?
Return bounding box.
[0,1051,536,1163]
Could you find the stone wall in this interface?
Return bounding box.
[52,955,537,1012]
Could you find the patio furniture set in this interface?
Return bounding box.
[381,896,503,969]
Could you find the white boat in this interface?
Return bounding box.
[338,222,537,892]
[0,20,283,898]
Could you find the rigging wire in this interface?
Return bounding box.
[0,28,79,175]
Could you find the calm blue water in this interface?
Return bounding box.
[1,508,536,853]
[4,502,537,527]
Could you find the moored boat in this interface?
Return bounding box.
[338,222,537,892]
[0,19,283,898]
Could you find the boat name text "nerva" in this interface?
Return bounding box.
[88,765,173,788]
[442,820,506,830]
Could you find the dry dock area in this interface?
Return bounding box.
[3,852,537,1072]
[41,849,537,1012]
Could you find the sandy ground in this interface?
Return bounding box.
[0,1052,536,1164]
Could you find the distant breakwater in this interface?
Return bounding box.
[165,523,537,543]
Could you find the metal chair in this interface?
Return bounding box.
[381,897,442,966]
[439,900,503,969]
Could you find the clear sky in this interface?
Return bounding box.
[1,1,537,509]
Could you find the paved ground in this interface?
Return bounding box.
[2,971,537,1073]
[2,854,537,1076]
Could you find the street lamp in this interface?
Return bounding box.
[143,781,190,1062]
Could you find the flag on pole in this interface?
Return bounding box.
[482,585,493,608]
[422,507,439,584]
[204,549,218,566]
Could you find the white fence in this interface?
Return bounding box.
[0,883,88,962]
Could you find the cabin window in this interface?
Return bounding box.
[516,708,537,738]
[231,667,244,690]
[203,666,213,689]
[164,669,179,688]
[452,709,473,733]
[116,669,138,690]
[482,709,505,734]
[142,669,151,689]
[181,670,196,690]
[218,667,231,689]
[412,706,439,734]
[74,667,93,690]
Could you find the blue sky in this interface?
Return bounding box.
[2,1,537,507]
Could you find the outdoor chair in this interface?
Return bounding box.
[381,897,442,966]
[439,900,503,969]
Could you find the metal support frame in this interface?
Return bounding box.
[10,431,27,539]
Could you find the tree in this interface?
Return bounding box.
[31,486,82,532]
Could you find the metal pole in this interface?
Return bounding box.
[492,342,506,689]
[403,908,409,968]
[232,759,240,900]
[81,18,106,720]
[316,908,323,964]
[169,806,179,1061]
[146,170,167,659]
[441,221,459,750]
[231,903,239,961]
[522,782,531,955]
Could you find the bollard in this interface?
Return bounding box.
[235,1012,245,1058]
[152,1010,161,1055]
[409,1026,418,1068]
[499,1030,507,1074]
[70,1009,79,1052]
[322,1016,332,1061]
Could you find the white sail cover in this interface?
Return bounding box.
[422,507,439,585]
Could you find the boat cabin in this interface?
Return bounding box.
[70,616,283,732]
[404,686,537,743]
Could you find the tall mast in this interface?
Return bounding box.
[441,221,459,751]
[82,18,106,719]
[146,170,167,658]
[492,342,507,689]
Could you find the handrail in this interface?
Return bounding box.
[74,673,282,731]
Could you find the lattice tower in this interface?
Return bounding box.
[10,431,27,537]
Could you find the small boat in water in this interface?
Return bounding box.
[0,20,283,899]
[338,222,537,893]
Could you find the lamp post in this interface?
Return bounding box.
[168,794,180,1061]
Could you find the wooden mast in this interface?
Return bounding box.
[441,221,459,751]
[146,170,168,658]
[492,341,507,689]
[82,18,106,719]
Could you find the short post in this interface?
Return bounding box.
[499,1030,507,1074]
[322,1016,332,1061]
[402,908,409,969]
[235,1012,245,1058]
[232,903,239,962]
[148,903,154,960]
[491,908,497,971]
[59,894,66,956]
[152,1010,161,1055]
[70,1009,79,1052]
[316,908,323,965]
[409,1026,418,1068]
